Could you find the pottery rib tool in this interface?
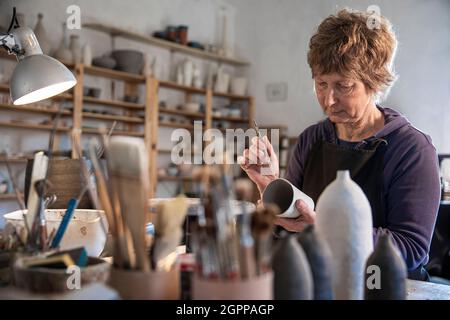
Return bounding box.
[107,136,150,272]
[151,196,189,270]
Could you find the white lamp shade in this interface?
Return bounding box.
[10,54,76,105]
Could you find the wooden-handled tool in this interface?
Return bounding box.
[107,136,150,272]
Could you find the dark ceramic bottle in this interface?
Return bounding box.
[364,232,407,300]
[272,234,313,300]
[297,225,334,300]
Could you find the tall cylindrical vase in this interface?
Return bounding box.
[315,170,373,300]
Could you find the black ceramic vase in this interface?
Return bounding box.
[297,225,334,300]
[272,234,313,300]
[364,232,407,300]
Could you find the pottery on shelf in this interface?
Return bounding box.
[364,232,407,300]
[297,225,334,300]
[83,44,92,66]
[272,235,314,300]
[54,22,73,63]
[315,170,373,300]
[142,53,153,77]
[33,13,52,55]
[69,34,82,64]
[182,59,193,87]
[230,77,248,96]
[111,50,144,74]
[214,66,230,93]
[92,55,116,69]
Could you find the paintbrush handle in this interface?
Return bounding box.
[51,198,78,249]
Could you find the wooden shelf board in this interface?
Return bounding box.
[83,96,145,109]
[213,91,251,100]
[0,121,71,132]
[82,127,144,137]
[0,156,29,163]
[212,115,249,123]
[158,80,207,94]
[0,193,24,200]
[159,108,205,118]
[83,23,250,66]
[82,112,144,123]
[159,121,194,130]
[84,65,145,82]
[0,103,72,115]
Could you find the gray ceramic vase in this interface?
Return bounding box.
[297,225,334,300]
[364,232,407,300]
[272,234,313,300]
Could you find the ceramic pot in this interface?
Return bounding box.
[272,235,313,300]
[364,233,407,300]
[54,22,73,63]
[315,170,373,300]
[69,34,82,64]
[92,55,116,69]
[297,225,334,300]
[111,50,144,74]
[34,13,52,55]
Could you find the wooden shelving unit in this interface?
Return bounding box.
[0,22,254,200]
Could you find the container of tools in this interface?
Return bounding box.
[109,264,180,300]
[12,251,110,293]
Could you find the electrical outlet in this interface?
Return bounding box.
[266,82,287,102]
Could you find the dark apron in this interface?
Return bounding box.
[300,138,429,281]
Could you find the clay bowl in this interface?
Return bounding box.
[13,256,110,294]
[111,50,143,74]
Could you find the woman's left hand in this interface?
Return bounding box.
[273,199,316,232]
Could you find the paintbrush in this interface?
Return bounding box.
[252,204,278,275]
[252,120,270,167]
[88,139,127,268]
[235,178,256,279]
[151,196,189,270]
[4,155,29,237]
[107,136,150,272]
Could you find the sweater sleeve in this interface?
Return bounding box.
[373,143,441,272]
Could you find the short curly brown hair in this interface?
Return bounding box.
[307,9,398,101]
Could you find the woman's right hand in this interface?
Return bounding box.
[237,135,279,194]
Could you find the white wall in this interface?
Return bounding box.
[228,0,450,153]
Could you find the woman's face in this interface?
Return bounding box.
[314,73,374,124]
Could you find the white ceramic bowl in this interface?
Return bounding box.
[4,209,108,257]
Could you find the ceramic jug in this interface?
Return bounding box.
[272,234,314,300]
[34,13,52,55]
[315,170,373,300]
[297,225,334,300]
[364,232,407,300]
[69,34,82,64]
[54,23,73,63]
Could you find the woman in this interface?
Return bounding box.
[238,9,440,281]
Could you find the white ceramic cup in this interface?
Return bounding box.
[262,178,315,218]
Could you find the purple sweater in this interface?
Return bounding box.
[285,106,441,272]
